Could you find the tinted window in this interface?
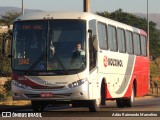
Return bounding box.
[108,25,117,51]
[141,35,147,56]
[117,28,125,52]
[98,22,107,49]
[126,31,133,54]
[133,33,141,55]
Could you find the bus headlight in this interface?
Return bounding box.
[68,79,87,88]
[12,80,27,89]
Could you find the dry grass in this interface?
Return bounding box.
[0,77,8,85]
[0,100,31,106]
[0,29,8,33]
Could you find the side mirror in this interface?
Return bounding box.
[88,29,92,35]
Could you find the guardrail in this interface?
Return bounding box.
[150,87,160,94]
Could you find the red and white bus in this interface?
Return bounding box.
[7,12,149,112]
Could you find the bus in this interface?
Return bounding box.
[4,12,149,112]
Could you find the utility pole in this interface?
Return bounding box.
[147,0,149,42]
[22,0,24,15]
[147,0,150,91]
[83,0,90,12]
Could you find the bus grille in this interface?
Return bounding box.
[31,86,65,90]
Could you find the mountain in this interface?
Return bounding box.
[0,6,43,18]
[1,7,160,29]
[134,13,160,30]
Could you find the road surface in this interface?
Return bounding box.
[4,95,159,117]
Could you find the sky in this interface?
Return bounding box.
[0,0,159,14]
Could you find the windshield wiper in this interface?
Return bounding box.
[25,53,45,75]
[53,53,69,75]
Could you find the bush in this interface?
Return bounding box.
[0,93,6,101]
[4,79,11,92]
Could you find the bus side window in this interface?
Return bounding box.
[117,28,125,53]
[97,22,107,50]
[133,33,141,55]
[126,30,133,54]
[108,25,117,51]
[140,35,147,56]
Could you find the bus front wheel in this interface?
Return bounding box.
[88,99,101,112]
[31,101,46,112]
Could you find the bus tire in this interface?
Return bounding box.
[101,80,106,106]
[124,86,135,107]
[116,99,125,108]
[88,99,101,112]
[31,101,45,112]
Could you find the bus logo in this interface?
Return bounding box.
[103,56,123,67]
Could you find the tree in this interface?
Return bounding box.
[0,32,11,75]
[97,9,160,58]
[0,11,21,28]
[0,11,20,76]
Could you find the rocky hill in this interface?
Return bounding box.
[0,6,43,18]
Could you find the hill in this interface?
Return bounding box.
[1,7,160,29]
[0,6,43,18]
[134,13,160,30]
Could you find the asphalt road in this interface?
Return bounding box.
[6,95,159,117]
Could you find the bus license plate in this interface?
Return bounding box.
[41,93,53,98]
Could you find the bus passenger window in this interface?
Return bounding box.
[117,28,125,53]
[140,35,147,56]
[133,33,141,55]
[108,25,117,51]
[126,31,133,54]
[98,22,107,50]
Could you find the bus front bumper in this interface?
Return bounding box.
[11,79,89,101]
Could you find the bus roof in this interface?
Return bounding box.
[14,11,147,36]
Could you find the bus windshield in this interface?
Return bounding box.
[12,20,86,74]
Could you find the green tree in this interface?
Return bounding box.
[97,9,160,58]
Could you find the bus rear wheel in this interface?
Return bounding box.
[31,101,46,112]
[116,99,125,108]
[124,86,135,107]
[116,86,135,108]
